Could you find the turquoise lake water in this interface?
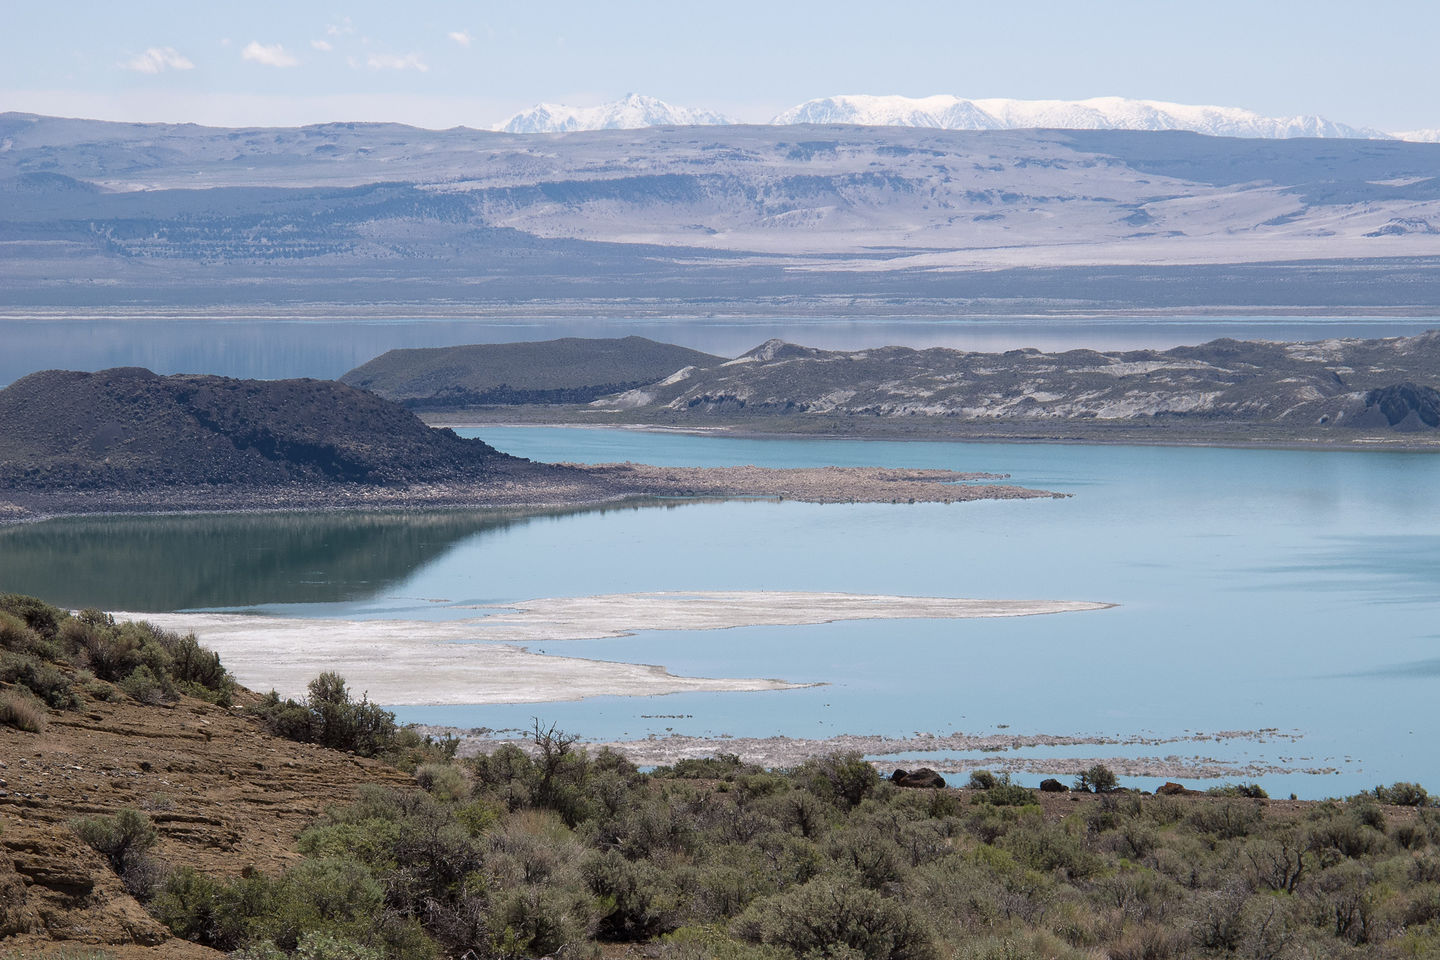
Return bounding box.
[3,426,1436,798]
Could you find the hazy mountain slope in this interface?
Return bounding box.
[0,367,520,488]
[4,115,1440,311]
[591,332,1440,431]
[342,336,725,406]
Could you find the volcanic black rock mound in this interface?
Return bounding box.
[0,367,521,489]
[1355,381,1440,430]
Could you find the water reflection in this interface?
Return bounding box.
[0,504,656,611]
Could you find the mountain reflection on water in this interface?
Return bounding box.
[0,503,660,611]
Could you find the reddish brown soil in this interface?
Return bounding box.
[0,690,410,956]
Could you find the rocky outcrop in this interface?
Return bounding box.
[1039,778,1069,793]
[1354,381,1440,430]
[891,768,946,789]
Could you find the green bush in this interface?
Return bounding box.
[0,651,78,709]
[490,883,598,959]
[1187,799,1265,842]
[583,848,682,940]
[70,808,161,897]
[1371,781,1431,806]
[0,593,64,641]
[973,772,1033,807]
[794,753,880,810]
[965,770,999,791]
[0,609,58,659]
[654,754,753,781]
[736,876,935,960]
[1073,764,1118,794]
[414,762,472,802]
[0,596,235,707]
[119,664,175,705]
[1207,782,1269,799]
[251,672,398,757]
[151,867,244,948]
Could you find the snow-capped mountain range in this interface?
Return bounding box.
[497,93,731,133]
[496,92,1432,141]
[772,94,1385,139]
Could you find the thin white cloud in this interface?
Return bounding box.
[311,39,333,52]
[448,30,472,48]
[326,17,355,38]
[120,47,195,74]
[242,42,299,68]
[366,52,429,72]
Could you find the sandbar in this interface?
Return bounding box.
[124,590,1111,705]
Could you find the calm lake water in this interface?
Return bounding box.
[2,426,1436,798]
[2,314,1438,386]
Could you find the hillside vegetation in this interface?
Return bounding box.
[341,337,723,408]
[4,592,1440,959]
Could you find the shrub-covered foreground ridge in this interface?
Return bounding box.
[3,594,1440,960]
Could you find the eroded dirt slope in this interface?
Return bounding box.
[0,690,410,956]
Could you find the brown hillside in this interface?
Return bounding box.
[0,688,411,956]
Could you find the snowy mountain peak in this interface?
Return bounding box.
[496,94,733,133]
[771,94,1390,140]
[1393,129,1440,143]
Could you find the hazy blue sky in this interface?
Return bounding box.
[3,0,1438,131]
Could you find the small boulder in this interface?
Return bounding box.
[1039,778,1068,793]
[1157,781,1195,796]
[891,768,946,789]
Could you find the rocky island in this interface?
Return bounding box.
[400,332,1440,448]
[0,366,1058,524]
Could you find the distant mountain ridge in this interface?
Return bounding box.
[772,94,1387,140]
[497,92,1420,140]
[6,114,1440,313]
[497,93,732,133]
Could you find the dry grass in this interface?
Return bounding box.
[0,687,48,732]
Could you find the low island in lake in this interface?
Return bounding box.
[360,332,1440,448]
[0,366,1058,524]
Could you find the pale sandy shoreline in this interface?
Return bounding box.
[123,590,1112,705]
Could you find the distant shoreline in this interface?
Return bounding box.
[424,409,1440,453]
[4,304,1440,322]
[0,461,1061,527]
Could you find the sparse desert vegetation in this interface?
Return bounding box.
[5,593,1440,959]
